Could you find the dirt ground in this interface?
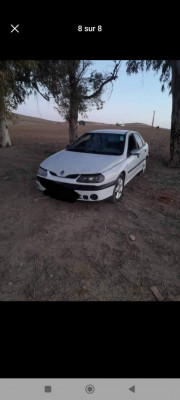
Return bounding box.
[0,117,180,301]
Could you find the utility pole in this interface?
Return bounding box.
[152,110,155,127]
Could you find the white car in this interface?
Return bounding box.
[36,129,149,203]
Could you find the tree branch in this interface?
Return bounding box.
[76,60,91,83]
[83,61,120,100]
[32,82,50,100]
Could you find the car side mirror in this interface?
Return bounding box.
[130,149,140,156]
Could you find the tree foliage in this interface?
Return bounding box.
[0,60,39,121]
[0,60,121,145]
[126,60,180,167]
[126,60,172,92]
[35,60,120,143]
[36,60,120,122]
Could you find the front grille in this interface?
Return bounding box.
[50,171,57,176]
[38,177,79,201]
[65,174,79,179]
[49,172,78,179]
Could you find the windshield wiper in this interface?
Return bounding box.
[84,149,99,154]
[67,148,121,155]
[67,148,84,152]
[68,148,97,153]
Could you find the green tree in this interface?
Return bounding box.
[0,60,44,147]
[126,60,180,167]
[37,60,120,144]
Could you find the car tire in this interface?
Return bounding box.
[109,173,124,203]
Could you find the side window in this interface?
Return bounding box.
[134,133,143,149]
[139,134,146,146]
[127,134,137,155]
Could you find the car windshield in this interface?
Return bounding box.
[67,132,126,156]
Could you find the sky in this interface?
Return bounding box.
[17,61,172,129]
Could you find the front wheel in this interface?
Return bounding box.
[110,174,124,203]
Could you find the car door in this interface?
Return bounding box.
[133,132,147,171]
[125,132,140,183]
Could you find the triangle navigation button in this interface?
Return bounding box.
[129,386,135,393]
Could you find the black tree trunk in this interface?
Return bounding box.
[169,60,180,167]
[69,105,78,144]
[68,65,79,144]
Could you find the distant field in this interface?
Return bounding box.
[9,113,167,128]
[8,113,59,125]
[8,113,170,148]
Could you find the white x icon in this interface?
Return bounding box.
[10,24,19,33]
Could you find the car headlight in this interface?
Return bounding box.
[77,174,105,183]
[38,166,47,177]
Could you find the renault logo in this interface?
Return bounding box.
[60,170,64,175]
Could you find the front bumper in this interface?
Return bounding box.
[36,175,115,201]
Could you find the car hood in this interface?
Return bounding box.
[40,149,125,176]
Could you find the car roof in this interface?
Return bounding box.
[88,129,131,135]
